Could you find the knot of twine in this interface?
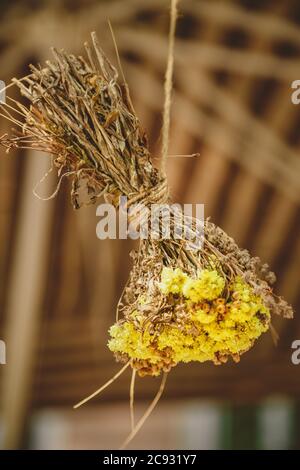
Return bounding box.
[124,178,169,229]
[127,178,169,208]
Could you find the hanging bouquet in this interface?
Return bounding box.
[0,2,293,446]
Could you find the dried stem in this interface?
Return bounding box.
[120,372,168,449]
[73,362,130,409]
[129,367,136,431]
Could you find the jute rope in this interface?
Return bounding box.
[125,0,180,235]
[161,0,180,176]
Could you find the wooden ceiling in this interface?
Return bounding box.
[0,0,300,448]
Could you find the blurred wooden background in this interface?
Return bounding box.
[0,0,299,449]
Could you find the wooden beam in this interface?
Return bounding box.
[0,151,55,449]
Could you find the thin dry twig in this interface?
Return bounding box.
[120,372,168,450]
[73,362,130,409]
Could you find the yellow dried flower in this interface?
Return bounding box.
[158,267,188,294]
[108,270,271,376]
[182,269,225,301]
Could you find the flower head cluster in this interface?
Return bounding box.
[108,267,271,376]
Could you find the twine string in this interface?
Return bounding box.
[161,0,180,176]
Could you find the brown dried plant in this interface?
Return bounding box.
[0,14,293,447]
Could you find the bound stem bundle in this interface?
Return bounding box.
[0,27,293,443]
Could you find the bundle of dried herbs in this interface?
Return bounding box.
[0,24,293,445]
[0,30,293,362]
[108,216,293,377]
[0,32,167,210]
